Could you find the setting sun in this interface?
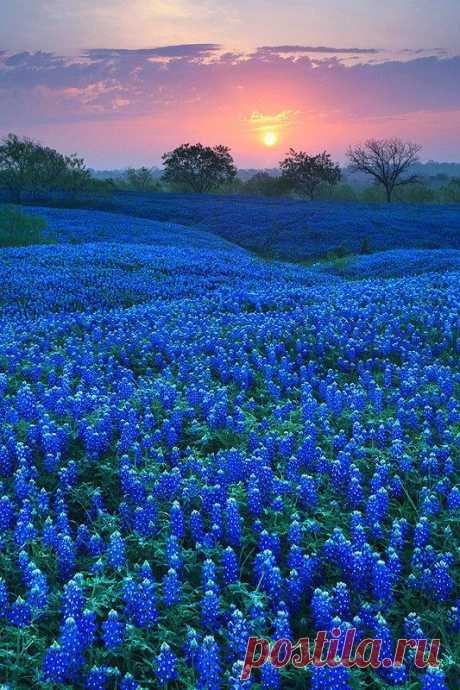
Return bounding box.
[263,131,278,147]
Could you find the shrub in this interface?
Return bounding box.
[316,182,359,202]
[327,243,349,259]
[359,236,371,254]
[443,178,460,203]
[394,182,436,203]
[0,205,48,247]
[241,172,291,198]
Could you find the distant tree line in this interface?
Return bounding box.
[1,132,460,204]
[159,139,460,203]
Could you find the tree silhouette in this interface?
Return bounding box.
[126,167,158,192]
[0,133,90,201]
[279,149,341,200]
[162,143,236,193]
[347,138,421,202]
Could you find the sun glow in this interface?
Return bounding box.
[262,131,278,147]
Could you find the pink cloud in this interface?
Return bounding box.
[1,47,459,165]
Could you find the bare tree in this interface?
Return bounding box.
[347,138,422,202]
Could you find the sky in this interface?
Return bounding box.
[0,0,459,167]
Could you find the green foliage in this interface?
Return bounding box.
[394,182,436,203]
[326,243,350,260]
[161,143,237,193]
[0,133,92,201]
[241,171,291,197]
[279,148,341,200]
[316,182,359,202]
[0,205,48,247]
[239,174,460,205]
[359,236,371,254]
[218,177,246,195]
[443,177,460,203]
[360,184,387,203]
[61,153,92,195]
[125,167,161,192]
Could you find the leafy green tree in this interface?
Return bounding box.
[0,134,40,202]
[0,133,92,201]
[242,172,291,197]
[279,149,341,200]
[125,167,160,192]
[62,154,92,196]
[162,143,237,193]
[33,147,68,197]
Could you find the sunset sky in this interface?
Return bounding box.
[1,0,459,167]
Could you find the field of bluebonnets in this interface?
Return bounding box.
[0,200,459,690]
[20,191,460,260]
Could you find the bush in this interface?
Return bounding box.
[360,184,387,203]
[394,182,436,203]
[359,236,371,254]
[241,172,291,197]
[0,205,48,247]
[443,178,460,203]
[316,182,358,202]
[326,243,350,260]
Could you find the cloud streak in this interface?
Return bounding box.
[1,46,459,117]
[0,44,459,164]
[257,45,381,55]
[85,44,222,59]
